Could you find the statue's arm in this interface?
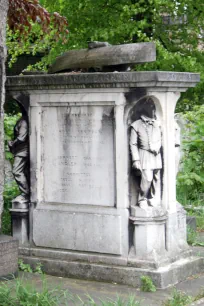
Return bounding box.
[130,125,142,171]
[130,126,140,161]
[11,120,28,148]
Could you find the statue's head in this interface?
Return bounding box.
[142,98,156,119]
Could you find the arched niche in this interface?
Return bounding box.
[5,93,29,116]
[4,93,30,204]
[125,95,163,208]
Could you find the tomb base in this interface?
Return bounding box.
[10,208,29,246]
[0,235,18,280]
[19,246,203,289]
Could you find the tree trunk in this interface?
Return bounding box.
[0,0,8,231]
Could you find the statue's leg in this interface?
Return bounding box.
[148,169,160,207]
[13,156,29,196]
[138,170,153,207]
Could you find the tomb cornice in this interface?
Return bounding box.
[6,71,200,92]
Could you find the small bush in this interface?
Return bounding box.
[140,275,156,292]
[163,289,192,306]
[18,260,43,274]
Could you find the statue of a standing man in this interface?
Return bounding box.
[130,99,162,209]
[8,107,29,204]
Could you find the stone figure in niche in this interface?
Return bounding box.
[130,98,162,209]
[8,105,29,204]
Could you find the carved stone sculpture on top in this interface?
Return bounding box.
[130,99,162,209]
[8,107,29,205]
[48,42,156,73]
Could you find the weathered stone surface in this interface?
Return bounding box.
[19,254,203,289]
[0,0,8,229]
[0,235,18,279]
[187,216,197,231]
[19,246,128,266]
[189,298,204,306]
[130,214,167,262]
[27,89,129,256]
[10,209,29,245]
[6,72,200,91]
[48,43,156,73]
[33,210,122,254]
[42,106,115,206]
[6,69,202,288]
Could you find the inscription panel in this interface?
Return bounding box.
[33,209,121,254]
[42,106,115,206]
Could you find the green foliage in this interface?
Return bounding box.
[0,276,141,306]
[35,263,44,275]
[6,0,201,111]
[187,227,198,245]
[177,105,204,204]
[0,277,69,306]
[1,113,21,234]
[140,275,156,292]
[18,260,43,274]
[187,208,204,231]
[187,227,204,247]
[6,0,204,110]
[4,113,21,163]
[194,288,204,301]
[18,260,33,273]
[1,182,20,235]
[82,295,141,306]
[163,289,192,306]
[196,215,204,231]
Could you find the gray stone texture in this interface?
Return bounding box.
[10,209,29,245]
[48,43,156,73]
[19,254,203,289]
[187,216,197,231]
[42,106,115,206]
[33,210,122,254]
[0,0,8,228]
[6,71,200,91]
[189,298,204,306]
[0,235,18,279]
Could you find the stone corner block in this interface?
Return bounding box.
[0,235,18,279]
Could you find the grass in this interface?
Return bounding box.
[0,276,68,306]
[80,295,141,306]
[162,289,193,306]
[187,226,204,246]
[163,288,204,306]
[0,276,142,306]
[1,274,204,306]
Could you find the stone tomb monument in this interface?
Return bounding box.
[6,43,203,288]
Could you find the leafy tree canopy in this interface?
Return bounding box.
[7,0,204,111]
[7,0,68,69]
